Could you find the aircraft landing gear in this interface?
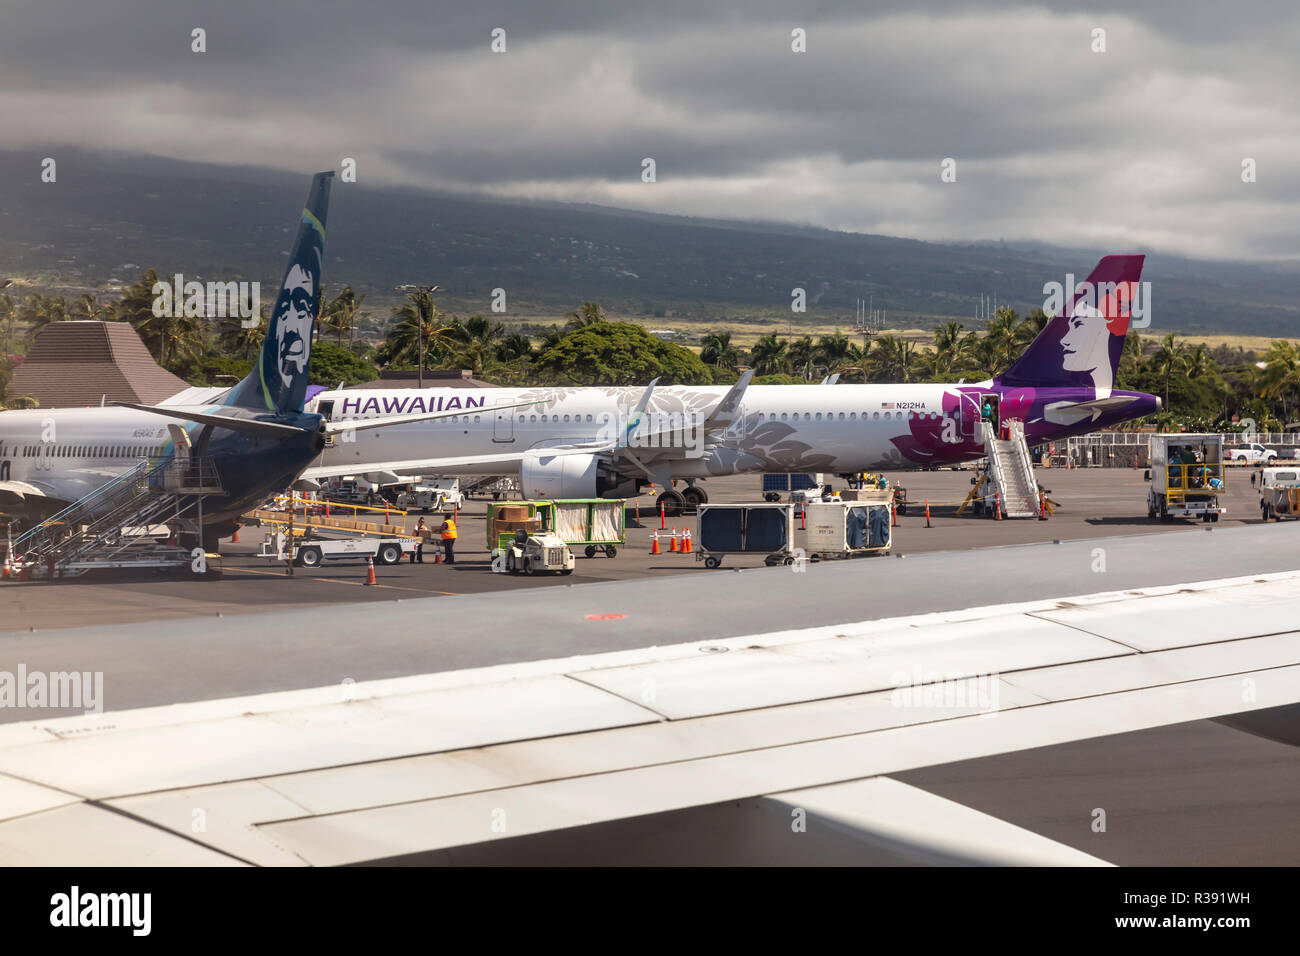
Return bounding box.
[681,485,708,512]
[657,489,687,517]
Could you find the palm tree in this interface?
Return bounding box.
[1261,340,1300,423]
[749,333,788,375]
[830,340,869,382]
[931,321,966,377]
[985,307,1019,372]
[538,325,567,351]
[1150,332,1188,410]
[115,268,202,368]
[0,293,15,354]
[70,293,116,322]
[496,332,534,361]
[451,339,494,378]
[1118,331,1144,385]
[323,286,366,345]
[454,314,505,348]
[20,293,70,340]
[218,310,267,360]
[1186,343,1214,381]
[386,289,454,381]
[872,335,915,382]
[818,333,853,374]
[565,302,607,328]
[788,336,817,381]
[700,331,740,370]
[1014,308,1049,350]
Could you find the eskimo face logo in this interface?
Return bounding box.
[275,263,314,389]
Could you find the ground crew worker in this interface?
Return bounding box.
[440,514,457,564]
[413,517,427,563]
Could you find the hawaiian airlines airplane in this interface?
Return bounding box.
[0,172,508,544]
[304,255,1159,512]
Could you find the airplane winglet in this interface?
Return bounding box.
[704,369,754,429]
[622,378,659,446]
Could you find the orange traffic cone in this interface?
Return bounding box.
[994,493,1003,520]
[231,526,239,543]
[2,555,9,580]
[650,532,660,555]
[364,555,377,586]
[925,499,932,528]
[669,529,679,552]
[682,529,692,554]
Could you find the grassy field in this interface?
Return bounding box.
[1136,330,1291,353]
[504,313,937,349]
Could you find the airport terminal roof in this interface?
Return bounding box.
[8,320,189,408]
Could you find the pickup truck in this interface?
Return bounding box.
[1229,442,1279,464]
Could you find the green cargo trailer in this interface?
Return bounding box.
[488,499,627,557]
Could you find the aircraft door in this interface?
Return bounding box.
[493,398,515,443]
[167,423,192,460]
[958,392,981,440]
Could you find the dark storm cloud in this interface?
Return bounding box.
[2,0,1299,259]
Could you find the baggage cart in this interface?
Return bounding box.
[695,502,797,569]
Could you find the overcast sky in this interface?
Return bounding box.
[2,1,1298,261]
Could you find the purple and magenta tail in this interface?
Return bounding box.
[998,254,1145,392]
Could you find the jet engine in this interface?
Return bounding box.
[520,454,643,499]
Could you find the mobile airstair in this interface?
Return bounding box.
[6,457,224,579]
[983,420,1040,518]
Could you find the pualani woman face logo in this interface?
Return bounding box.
[275,263,314,390]
[1060,289,1122,393]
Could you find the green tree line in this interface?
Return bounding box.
[1,279,1297,432]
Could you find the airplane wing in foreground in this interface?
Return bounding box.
[0,559,1297,865]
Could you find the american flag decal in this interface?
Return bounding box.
[880,402,895,409]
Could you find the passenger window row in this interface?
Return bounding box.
[9,444,165,458]
[755,410,947,422]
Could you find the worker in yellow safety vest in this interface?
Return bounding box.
[440,515,458,564]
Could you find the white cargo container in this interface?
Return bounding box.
[805,495,893,559]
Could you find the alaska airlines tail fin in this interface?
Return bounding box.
[998,254,1145,394]
[225,171,334,414]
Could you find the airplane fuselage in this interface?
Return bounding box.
[0,407,325,526]
[311,380,1159,481]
